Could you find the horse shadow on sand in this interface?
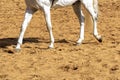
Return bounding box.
[0,37,70,49]
[0,37,100,54]
[0,37,40,48]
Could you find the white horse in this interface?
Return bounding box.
[16,0,102,50]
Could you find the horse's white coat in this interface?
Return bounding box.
[16,0,102,50]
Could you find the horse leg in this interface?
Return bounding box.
[83,1,102,42]
[16,7,37,50]
[43,6,54,48]
[72,1,85,45]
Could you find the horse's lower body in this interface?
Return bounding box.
[16,0,102,50]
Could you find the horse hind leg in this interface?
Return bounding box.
[83,1,102,42]
[72,1,85,45]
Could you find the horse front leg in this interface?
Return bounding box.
[72,1,85,45]
[43,6,54,48]
[16,7,36,50]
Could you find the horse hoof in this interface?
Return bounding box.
[15,48,21,53]
[97,36,102,43]
[95,35,102,43]
[75,42,82,46]
[98,38,102,42]
[48,45,54,49]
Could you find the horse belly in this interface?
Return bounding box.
[25,0,40,9]
[53,0,77,7]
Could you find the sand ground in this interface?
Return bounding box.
[0,0,120,80]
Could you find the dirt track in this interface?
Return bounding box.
[0,0,120,80]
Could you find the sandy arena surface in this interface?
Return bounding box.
[0,0,120,80]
